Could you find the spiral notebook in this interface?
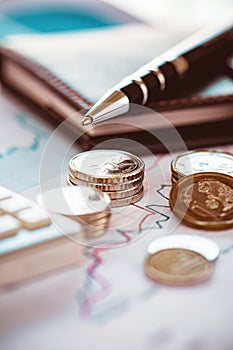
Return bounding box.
[0,14,232,152]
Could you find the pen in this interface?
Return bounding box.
[81,21,233,126]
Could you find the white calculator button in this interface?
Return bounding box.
[0,196,31,213]
[16,207,51,230]
[0,187,12,201]
[0,215,21,239]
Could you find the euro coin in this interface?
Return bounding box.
[169,172,233,230]
[145,248,213,286]
[69,149,144,184]
[171,149,233,179]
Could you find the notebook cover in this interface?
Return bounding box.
[0,45,233,153]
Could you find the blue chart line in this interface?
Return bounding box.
[156,184,171,200]
[145,204,170,229]
[0,112,49,159]
[76,184,172,320]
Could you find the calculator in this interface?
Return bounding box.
[0,186,84,288]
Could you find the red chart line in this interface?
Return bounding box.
[132,203,155,214]
[80,248,111,318]
[79,206,157,318]
[78,153,169,317]
[146,154,166,172]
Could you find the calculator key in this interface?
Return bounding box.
[0,196,31,213]
[0,215,21,239]
[16,207,51,230]
[0,186,84,288]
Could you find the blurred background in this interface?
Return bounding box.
[105,0,233,27]
[0,0,232,38]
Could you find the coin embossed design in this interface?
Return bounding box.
[170,172,233,230]
[69,149,144,183]
[145,248,213,285]
[171,150,233,179]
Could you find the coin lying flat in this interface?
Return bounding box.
[169,172,233,230]
[145,248,213,286]
[171,149,233,179]
[69,149,145,183]
[145,235,219,285]
[147,234,220,261]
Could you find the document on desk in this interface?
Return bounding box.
[1,44,233,350]
[1,3,233,349]
[0,92,79,192]
[0,142,233,350]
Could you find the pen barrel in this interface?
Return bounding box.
[183,25,233,72]
[121,22,233,105]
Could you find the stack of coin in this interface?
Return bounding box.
[171,149,233,184]
[38,186,111,238]
[68,150,145,207]
[170,149,233,230]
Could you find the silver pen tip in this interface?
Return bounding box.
[81,115,93,126]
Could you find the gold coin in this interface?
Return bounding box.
[145,248,213,286]
[106,184,143,200]
[71,213,111,227]
[78,210,111,221]
[66,224,106,241]
[111,187,144,207]
[38,186,111,217]
[169,172,233,230]
[171,175,178,184]
[68,175,143,200]
[68,172,144,191]
[69,149,144,184]
[147,234,220,261]
[82,226,106,240]
[171,149,233,179]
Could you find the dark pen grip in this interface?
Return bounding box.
[183,25,233,66]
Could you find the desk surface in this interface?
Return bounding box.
[1,1,233,348]
[1,88,233,350]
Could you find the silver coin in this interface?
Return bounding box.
[38,186,111,217]
[172,150,233,178]
[69,149,145,183]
